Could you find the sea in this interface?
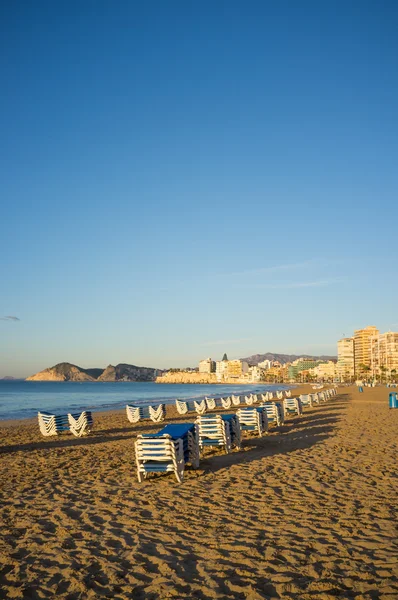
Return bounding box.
[0,380,293,421]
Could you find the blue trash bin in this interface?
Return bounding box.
[389,392,398,408]
[359,386,363,393]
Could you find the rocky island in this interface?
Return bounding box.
[26,362,159,382]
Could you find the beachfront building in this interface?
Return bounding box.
[215,358,229,380]
[215,358,249,381]
[226,360,249,379]
[199,358,216,373]
[337,337,355,381]
[353,326,379,376]
[287,358,321,380]
[370,332,398,379]
[249,366,265,382]
[310,361,336,380]
[258,359,272,370]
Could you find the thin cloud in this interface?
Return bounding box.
[241,278,346,290]
[223,259,317,278]
[0,316,20,321]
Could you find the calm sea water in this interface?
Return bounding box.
[0,381,292,421]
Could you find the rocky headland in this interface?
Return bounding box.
[26,362,159,382]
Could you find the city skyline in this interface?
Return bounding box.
[2,2,398,378]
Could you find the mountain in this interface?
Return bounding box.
[26,362,159,382]
[97,363,158,382]
[240,352,337,366]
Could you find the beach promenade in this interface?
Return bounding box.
[0,386,397,599]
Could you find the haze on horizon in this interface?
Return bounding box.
[1,1,398,379]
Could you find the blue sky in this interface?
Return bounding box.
[1,1,398,377]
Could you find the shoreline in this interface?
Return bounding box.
[0,382,298,424]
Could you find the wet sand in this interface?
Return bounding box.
[0,385,397,599]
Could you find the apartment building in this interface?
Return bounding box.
[353,326,379,375]
[310,361,336,380]
[258,359,272,370]
[226,360,249,378]
[199,358,216,373]
[337,337,355,380]
[370,332,398,377]
[287,359,320,380]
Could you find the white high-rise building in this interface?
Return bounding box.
[337,337,355,380]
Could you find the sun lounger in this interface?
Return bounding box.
[244,394,255,405]
[260,402,284,426]
[205,397,217,410]
[231,395,242,406]
[38,411,70,437]
[236,407,268,437]
[68,411,93,437]
[276,391,283,400]
[299,394,312,407]
[135,435,185,482]
[283,397,303,417]
[126,403,166,424]
[221,396,232,409]
[195,414,241,454]
[194,399,207,414]
[285,390,292,398]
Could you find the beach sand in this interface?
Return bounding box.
[0,386,397,599]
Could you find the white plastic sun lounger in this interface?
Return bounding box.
[283,397,303,417]
[68,411,93,437]
[285,390,292,398]
[276,391,283,400]
[126,403,166,424]
[195,414,241,454]
[299,394,312,407]
[231,395,242,406]
[237,407,268,437]
[135,436,185,482]
[194,399,207,414]
[221,396,232,409]
[135,422,200,483]
[38,412,70,437]
[261,402,283,426]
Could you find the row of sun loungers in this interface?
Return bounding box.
[135,388,338,482]
[38,388,337,441]
[38,411,93,437]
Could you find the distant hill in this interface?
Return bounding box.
[241,352,337,366]
[26,362,160,382]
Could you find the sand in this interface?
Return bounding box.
[0,385,397,599]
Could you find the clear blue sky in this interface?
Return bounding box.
[1,1,398,377]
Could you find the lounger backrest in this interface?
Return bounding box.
[194,399,207,414]
[205,397,217,410]
[149,404,166,422]
[175,399,189,414]
[221,396,232,409]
